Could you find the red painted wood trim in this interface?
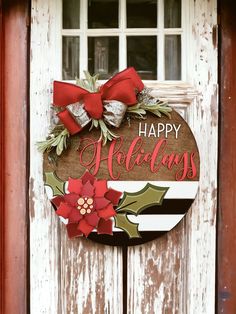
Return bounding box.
[0,0,4,311]
[0,1,29,313]
[218,0,236,312]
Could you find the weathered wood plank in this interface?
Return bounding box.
[60,229,123,314]
[30,0,62,312]
[128,225,187,313]
[127,1,218,313]
[30,1,123,313]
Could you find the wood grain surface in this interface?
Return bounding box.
[43,110,200,182]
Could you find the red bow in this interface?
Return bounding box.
[53,67,144,135]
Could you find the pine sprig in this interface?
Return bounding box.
[37,125,70,156]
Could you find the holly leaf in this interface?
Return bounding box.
[114,213,140,238]
[44,172,65,196]
[117,183,168,215]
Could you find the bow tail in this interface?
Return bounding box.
[57,110,82,135]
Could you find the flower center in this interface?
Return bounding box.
[77,197,94,215]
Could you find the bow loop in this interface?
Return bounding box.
[53,81,88,107]
[101,67,144,92]
[101,79,138,105]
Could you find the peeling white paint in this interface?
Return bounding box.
[30,1,123,313]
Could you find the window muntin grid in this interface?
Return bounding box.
[62,0,184,81]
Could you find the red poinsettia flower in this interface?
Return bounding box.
[51,171,122,238]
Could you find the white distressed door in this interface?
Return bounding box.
[30,0,218,313]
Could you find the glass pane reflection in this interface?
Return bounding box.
[88,37,119,79]
[88,0,119,28]
[165,35,181,80]
[63,36,80,80]
[127,36,157,80]
[127,0,157,28]
[164,0,181,28]
[63,0,80,29]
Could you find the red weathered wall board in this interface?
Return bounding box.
[0,0,4,310]
[218,0,236,312]
[0,0,29,313]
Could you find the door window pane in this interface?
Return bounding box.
[88,37,119,79]
[63,0,80,29]
[127,36,157,80]
[164,0,181,28]
[61,1,184,81]
[63,37,80,80]
[88,0,119,28]
[165,35,181,80]
[127,0,157,28]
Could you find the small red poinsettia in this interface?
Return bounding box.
[51,171,122,238]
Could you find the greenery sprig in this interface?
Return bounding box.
[127,100,172,119]
[127,87,172,119]
[90,119,120,146]
[76,71,99,93]
[37,125,70,156]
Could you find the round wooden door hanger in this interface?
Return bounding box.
[40,68,200,246]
